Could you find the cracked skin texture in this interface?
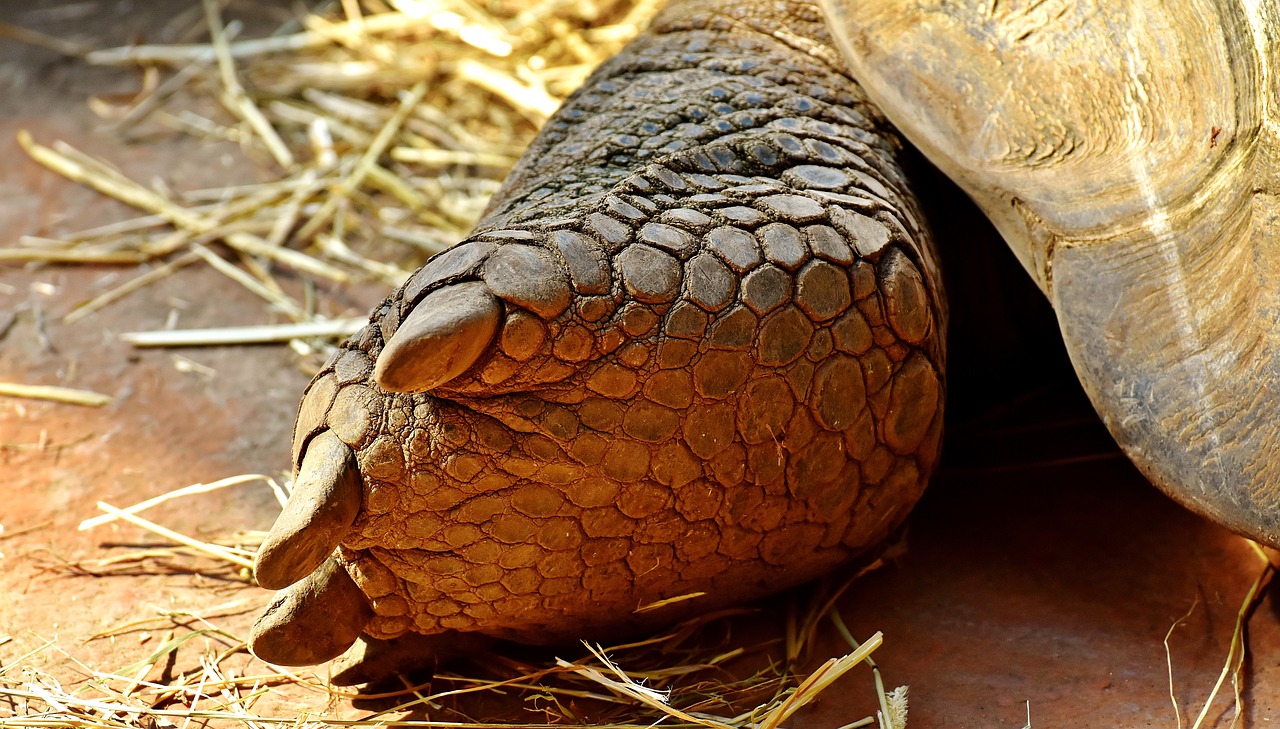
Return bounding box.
[250,0,945,667]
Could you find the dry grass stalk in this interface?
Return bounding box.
[0,20,92,57]
[1185,542,1274,729]
[0,382,113,407]
[119,319,367,347]
[755,632,883,729]
[63,251,201,324]
[78,475,282,531]
[1165,597,1201,729]
[89,502,255,571]
[0,249,148,264]
[203,0,295,170]
[635,592,708,614]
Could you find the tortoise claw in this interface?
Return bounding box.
[373,282,502,393]
[254,431,361,590]
[249,557,373,666]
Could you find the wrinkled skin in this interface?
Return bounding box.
[249,0,945,671]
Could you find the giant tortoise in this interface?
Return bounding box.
[247,0,1280,676]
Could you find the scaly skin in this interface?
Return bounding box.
[251,0,945,668]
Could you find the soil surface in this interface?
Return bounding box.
[2,2,1277,727]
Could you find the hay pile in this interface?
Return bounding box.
[12,0,661,356]
[2,1,908,727]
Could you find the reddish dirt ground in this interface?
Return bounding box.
[2,2,1278,727]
